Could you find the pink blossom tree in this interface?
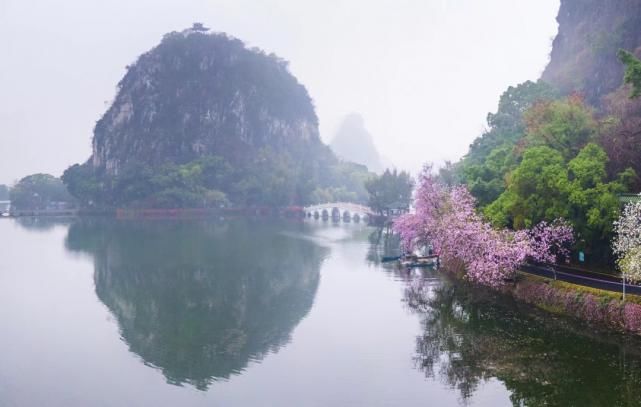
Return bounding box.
[527,219,574,264]
[394,165,574,287]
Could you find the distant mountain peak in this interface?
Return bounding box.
[330,113,384,173]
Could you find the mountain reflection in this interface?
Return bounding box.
[65,218,327,390]
[405,277,641,406]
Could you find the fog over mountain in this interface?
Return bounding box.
[0,0,559,184]
[63,26,371,208]
[330,114,384,173]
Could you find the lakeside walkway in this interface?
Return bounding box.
[520,263,641,296]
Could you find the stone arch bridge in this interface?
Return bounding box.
[303,202,375,222]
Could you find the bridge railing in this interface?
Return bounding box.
[302,202,375,215]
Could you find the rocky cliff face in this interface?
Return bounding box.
[92,25,324,176]
[64,25,372,207]
[542,0,641,105]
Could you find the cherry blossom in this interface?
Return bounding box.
[527,219,574,264]
[394,165,574,287]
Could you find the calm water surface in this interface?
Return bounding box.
[2,218,641,406]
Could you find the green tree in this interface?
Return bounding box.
[486,143,635,262]
[62,163,104,206]
[565,143,633,258]
[464,80,558,166]
[64,157,233,209]
[522,96,597,160]
[487,80,559,136]
[11,174,74,210]
[463,145,517,208]
[458,80,558,206]
[618,49,641,99]
[485,146,569,229]
[364,169,413,216]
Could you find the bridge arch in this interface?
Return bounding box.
[302,202,375,223]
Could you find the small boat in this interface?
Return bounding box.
[400,254,439,268]
[381,255,402,263]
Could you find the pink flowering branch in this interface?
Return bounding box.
[526,219,574,264]
[393,166,574,287]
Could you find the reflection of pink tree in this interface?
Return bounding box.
[394,166,574,288]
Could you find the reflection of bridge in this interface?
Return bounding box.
[303,202,375,222]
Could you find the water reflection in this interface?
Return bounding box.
[10,217,641,404]
[366,227,401,266]
[405,277,641,405]
[14,216,74,231]
[65,218,327,390]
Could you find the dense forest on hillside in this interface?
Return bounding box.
[63,24,371,209]
[446,0,641,265]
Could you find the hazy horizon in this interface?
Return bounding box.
[0,0,559,185]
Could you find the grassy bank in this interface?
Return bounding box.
[508,273,641,335]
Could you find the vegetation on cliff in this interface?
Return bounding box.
[442,0,641,266]
[449,93,635,263]
[63,24,370,208]
[453,80,558,207]
[618,49,641,98]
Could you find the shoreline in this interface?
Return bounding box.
[505,273,641,335]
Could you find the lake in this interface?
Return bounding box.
[2,217,641,406]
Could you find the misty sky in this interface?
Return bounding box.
[0,0,559,184]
